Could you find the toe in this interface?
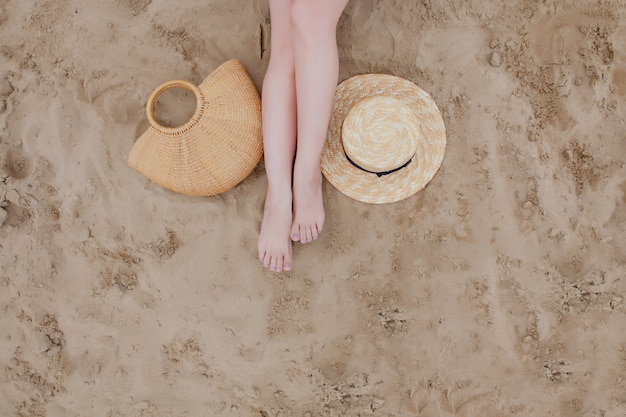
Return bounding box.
[284,250,293,271]
[269,256,277,271]
[276,256,284,273]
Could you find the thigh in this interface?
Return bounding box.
[321,0,350,20]
[268,0,294,51]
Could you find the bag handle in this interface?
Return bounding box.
[146,80,206,134]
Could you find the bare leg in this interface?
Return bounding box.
[257,0,297,272]
[289,0,349,243]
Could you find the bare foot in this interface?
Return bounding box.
[291,172,325,243]
[258,190,293,272]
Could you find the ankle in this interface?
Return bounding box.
[265,185,292,203]
[293,163,322,184]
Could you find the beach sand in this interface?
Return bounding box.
[1,0,626,416]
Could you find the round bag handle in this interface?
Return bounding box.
[146,80,206,134]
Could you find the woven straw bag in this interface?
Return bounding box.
[128,60,263,196]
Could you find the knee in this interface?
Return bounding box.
[270,37,294,64]
[290,0,336,39]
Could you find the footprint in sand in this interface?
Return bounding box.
[377,306,407,334]
[543,359,572,382]
[127,0,152,16]
[6,148,30,179]
[1,201,31,227]
[0,78,13,112]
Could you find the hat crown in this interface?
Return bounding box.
[341,96,421,173]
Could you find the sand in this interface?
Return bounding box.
[1,0,625,416]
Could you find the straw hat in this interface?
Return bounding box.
[128,60,263,196]
[321,74,446,204]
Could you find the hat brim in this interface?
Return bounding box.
[321,74,446,204]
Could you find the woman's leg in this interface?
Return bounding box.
[257,0,297,272]
[289,0,349,243]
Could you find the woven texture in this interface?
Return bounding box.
[342,96,420,172]
[128,60,263,196]
[321,74,446,204]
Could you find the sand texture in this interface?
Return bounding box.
[1,1,626,416]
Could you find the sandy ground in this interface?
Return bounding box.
[1,0,626,416]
